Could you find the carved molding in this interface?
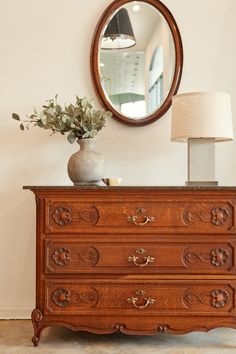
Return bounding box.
[77,247,99,266]
[77,287,99,307]
[113,323,169,334]
[52,207,71,226]
[32,309,43,322]
[184,250,209,264]
[157,325,170,333]
[50,205,99,228]
[113,324,126,332]
[183,206,230,227]
[32,320,236,340]
[51,287,99,308]
[211,208,230,226]
[184,290,209,306]
[78,206,100,226]
[52,288,71,307]
[183,247,230,268]
[52,248,71,266]
[184,288,230,309]
[183,209,205,225]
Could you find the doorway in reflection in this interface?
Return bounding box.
[121,100,146,117]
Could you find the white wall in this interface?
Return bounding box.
[0,0,236,318]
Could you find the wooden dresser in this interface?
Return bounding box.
[24,186,236,346]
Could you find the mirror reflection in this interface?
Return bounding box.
[99,1,176,120]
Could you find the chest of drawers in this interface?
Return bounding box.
[24,186,236,346]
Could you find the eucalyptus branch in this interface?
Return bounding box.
[12,95,112,143]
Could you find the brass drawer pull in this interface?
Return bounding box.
[127,208,155,227]
[127,255,155,267]
[127,290,155,309]
[127,215,155,226]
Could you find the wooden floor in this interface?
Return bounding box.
[0,320,236,353]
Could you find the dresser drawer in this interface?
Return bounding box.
[45,240,235,275]
[45,198,234,234]
[45,279,235,316]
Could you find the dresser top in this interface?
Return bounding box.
[23,185,236,191]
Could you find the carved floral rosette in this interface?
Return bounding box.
[52,288,71,307]
[52,207,71,225]
[211,248,229,267]
[52,247,71,266]
[211,208,229,226]
[211,290,229,308]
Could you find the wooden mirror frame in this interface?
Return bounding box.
[90,0,183,127]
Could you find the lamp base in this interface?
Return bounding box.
[187,138,218,187]
[185,181,218,187]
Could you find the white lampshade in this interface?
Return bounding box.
[171,92,234,142]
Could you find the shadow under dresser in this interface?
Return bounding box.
[23,186,236,346]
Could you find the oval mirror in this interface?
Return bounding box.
[91,0,183,126]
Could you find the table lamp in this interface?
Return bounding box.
[171,92,234,186]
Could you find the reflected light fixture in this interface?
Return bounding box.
[101,8,136,50]
[171,92,234,186]
[133,1,140,12]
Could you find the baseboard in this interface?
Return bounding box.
[0,308,32,319]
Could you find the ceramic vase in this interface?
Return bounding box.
[67,138,104,185]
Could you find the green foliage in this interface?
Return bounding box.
[12,113,20,121]
[12,96,112,143]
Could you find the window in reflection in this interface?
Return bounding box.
[148,46,164,113]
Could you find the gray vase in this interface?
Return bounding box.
[67,138,104,185]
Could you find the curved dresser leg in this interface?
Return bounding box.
[32,335,40,347]
[31,309,44,347]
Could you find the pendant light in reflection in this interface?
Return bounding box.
[101,8,136,50]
